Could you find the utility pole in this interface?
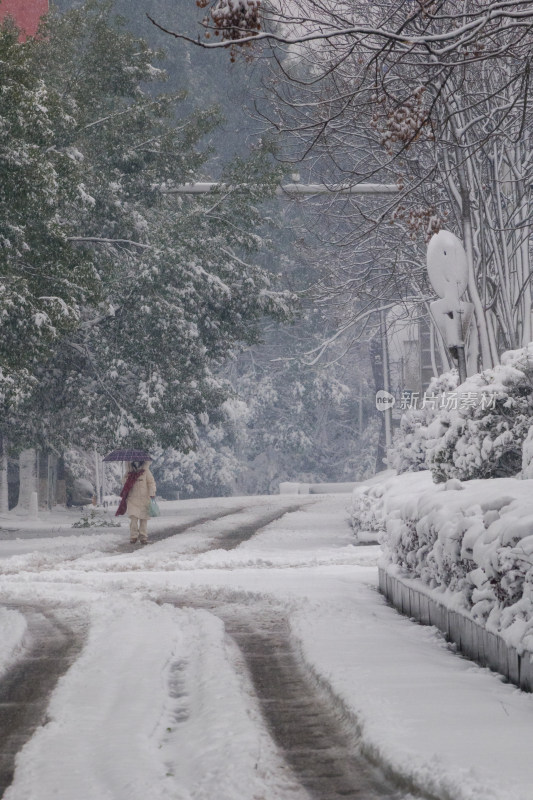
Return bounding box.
[380,309,393,449]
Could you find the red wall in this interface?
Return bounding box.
[0,0,49,38]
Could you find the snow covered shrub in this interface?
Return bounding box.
[383,475,474,593]
[390,346,533,483]
[350,476,397,537]
[350,485,384,537]
[387,408,430,473]
[427,346,533,483]
[387,371,458,473]
[72,509,120,528]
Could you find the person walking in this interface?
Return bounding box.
[116,460,156,544]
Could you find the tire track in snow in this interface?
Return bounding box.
[224,610,419,800]
[0,501,318,798]
[0,507,251,575]
[117,502,306,554]
[0,502,307,795]
[115,504,248,553]
[206,504,304,551]
[0,605,83,798]
[170,594,432,800]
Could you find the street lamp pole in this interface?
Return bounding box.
[380,308,393,448]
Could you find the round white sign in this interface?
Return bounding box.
[427,230,468,302]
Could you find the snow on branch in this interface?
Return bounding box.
[148,2,533,61]
[67,237,152,250]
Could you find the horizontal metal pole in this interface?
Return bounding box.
[279,182,399,196]
[161,181,399,196]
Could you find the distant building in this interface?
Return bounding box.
[387,303,442,414]
[0,0,48,39]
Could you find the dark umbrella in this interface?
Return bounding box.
[103,448,154,462]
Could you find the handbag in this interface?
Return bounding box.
[148,498,160,517]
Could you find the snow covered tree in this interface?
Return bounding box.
[152,397,246,498]
[225,347,377,493]
[149,204,380,498]
[155,0,533,376]
[0,438,8,514]
[152,332,378,498]
[0,23,97,410]
[1,1,293,457]
[156,0,533,67]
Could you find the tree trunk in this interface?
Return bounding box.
[459,181,495,370]
[94,449,101,505]
[14,449,38,515]
[0,438,9,514]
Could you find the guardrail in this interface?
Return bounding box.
[378,567,533,692]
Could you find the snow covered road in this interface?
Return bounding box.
[0,603,83,796]
[0,494,532,800]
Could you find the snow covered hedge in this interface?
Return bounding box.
[353,471,533,650]
[387,371,458,474]
[388,344,533,482]
[350,480,389,540]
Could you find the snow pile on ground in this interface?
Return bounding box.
[353,470,533,649]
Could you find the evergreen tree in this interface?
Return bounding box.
[0,23,96,408]
[1,1,292,454]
